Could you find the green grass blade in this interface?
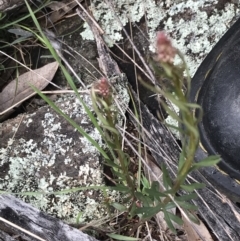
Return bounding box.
[107,234,140,240]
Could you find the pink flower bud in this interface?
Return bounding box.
[156,31,176,64]
[94,77,110,98]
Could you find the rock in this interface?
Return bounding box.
[81,0,239,76]
[0,92,112,224]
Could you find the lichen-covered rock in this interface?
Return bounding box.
[0,93,113,223]
[82,0,239,76]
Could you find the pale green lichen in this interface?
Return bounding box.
[0,93,111,223]
[81,0,238,76]
[81,0,165,47]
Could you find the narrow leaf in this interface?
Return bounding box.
[176,201,198,211]
[165,201,177,210]
[161,164,173,189]
[107,233,140,240]
[135,205,163,219]
[185,210,200,224]
[175,193,197,202]
[193,155,221,167]
[111,202,128,212]
[167,212,184,226]
[178,151,185,173]
[181,183,205,192]
[164,209,176,234]
[113,184,130,192]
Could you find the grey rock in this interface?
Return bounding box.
[0,92,110,224]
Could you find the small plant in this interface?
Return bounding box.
[88,31,221,233]
[136,31,221,227]
[91,77,137,209]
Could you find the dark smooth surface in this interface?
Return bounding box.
[190,17,240,199]
[199,47,240,177]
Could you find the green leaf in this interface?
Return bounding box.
[113,184,130,192]
[178,151,185,173]
[175,193,197,202]
[111,169,126,179]
[145,189,167,200]
[181,183,205,192]
[167,212,184,226]
[185,210,200,224]
[165,123,185,133]
[91,96,110,126]
[161,164,173,190]
[176,201,198,211]
[107,233,140,240]
[141,175,151,189]
[181,117,199,139]
[111,202,128,212]
[193,155,221,168]
[184,102,202,109]
[161,101,182,122]
[138,74,163,95]
[135,192,153,206]
[134,205,163,219]
[144,183,167,199]
[101,124,120,134]
[129,202,138,218]
[163,209,176,234]
[122,195,133,204]
[164,92,188,112]
[165,201,177,210]
[104,158,121,169]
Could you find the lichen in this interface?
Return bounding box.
[81,0,238,76]
[0,93,111,223]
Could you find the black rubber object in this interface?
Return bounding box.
[190,17,240,202]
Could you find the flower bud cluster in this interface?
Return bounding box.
[94,77,111,98]
[155,31,176,64]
